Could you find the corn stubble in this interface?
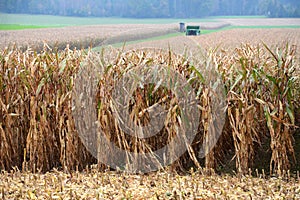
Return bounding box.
[0,42,299,175]
[1,169,299,199]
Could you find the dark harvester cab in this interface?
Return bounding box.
[186,25,200,36]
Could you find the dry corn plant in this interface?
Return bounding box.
[87,47,204,172]
[189,47,227,171]
[220,44,263,174]
[0,45,96,172]
[94,45,227,173]
[1,43,224,173]
[216,42,299,175]
[1,41,299,175]
[0,47,28,170]
[260,43,298,175]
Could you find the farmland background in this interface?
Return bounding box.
[1,13,300,51]
[0,10,300,199]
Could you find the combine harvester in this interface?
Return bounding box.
[179,23,201,36]
[185,25,201,36]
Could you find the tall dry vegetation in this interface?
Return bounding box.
[218,43,299,174]
[0,45,96,172]
[0,43,299,175]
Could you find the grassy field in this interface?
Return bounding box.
[0,13,217,27]
[0,24,55,30]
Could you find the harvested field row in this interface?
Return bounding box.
[125,29,300,56]
[192,28,300,52]
[0,21,229,51]
[0,24,179,51]
[1,17,299,51]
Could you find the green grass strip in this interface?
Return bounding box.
[0,13,217,27]
[0,24,54,30]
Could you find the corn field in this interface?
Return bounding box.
[0,42,299,175]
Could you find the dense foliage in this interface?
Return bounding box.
[0,0,299,18]
[0,42,299,174]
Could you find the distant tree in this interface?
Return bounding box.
[0,0,299,18]
[197,0,219,17]
[1,0,16,13]
[130,0,167,17]
[217,0,230,15]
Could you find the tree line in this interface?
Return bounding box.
[1,0,299,18]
